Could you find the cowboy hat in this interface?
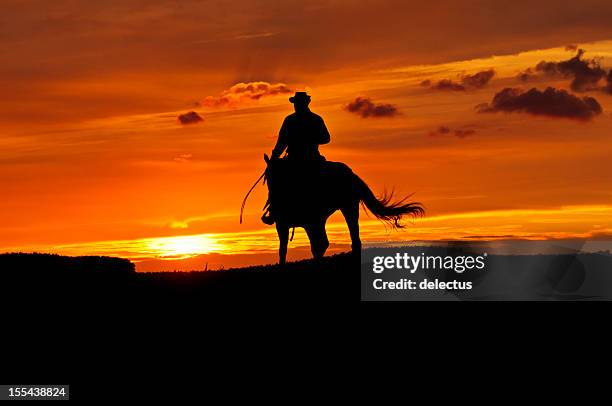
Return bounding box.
[289,91,311,104]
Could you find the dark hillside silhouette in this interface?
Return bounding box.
[2,249,612,304]
[0,252,358,304]
[0,253,137,308]
[1,253,135,276]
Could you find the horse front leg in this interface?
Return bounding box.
[276,223,289,265]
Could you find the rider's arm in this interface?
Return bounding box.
[271,118,289,159]
[318,117,330,145]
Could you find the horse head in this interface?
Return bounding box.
[263,153,282,188]
[263,153,272,185]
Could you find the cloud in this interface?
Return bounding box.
[431,125,451,135]
[422,69,495,91]
[565,44,578,52]
[177,111,203,125]
[454,129,476,138]
[345,97,399,118]
[428,126,476,138]
[476,87,603,121]
[424,79,465,91]
[606,70,612,94]
[202,81,292,108]
[517,68,535,82]
[534,49,607,92]
[173,153,193,163]
[461,69,496,88]
[233,31,277,40]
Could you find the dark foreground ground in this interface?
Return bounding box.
[2,248,612,305]
[4,250,608,397]
[0,252,359,306]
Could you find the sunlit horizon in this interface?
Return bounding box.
[4,204,612,271]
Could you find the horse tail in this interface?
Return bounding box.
[353,173,424,228]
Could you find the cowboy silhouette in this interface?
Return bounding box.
[249,92,423,264]
[261,91,330,225]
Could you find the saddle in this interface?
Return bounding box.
[265,157,352,224]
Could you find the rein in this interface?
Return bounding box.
[239,170,266,224]
[239,153,288,225]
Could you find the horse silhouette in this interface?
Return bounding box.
[263,154,424,264]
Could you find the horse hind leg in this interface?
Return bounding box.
[305,221,329,259]
[341,203,361,253]
[276,223,289,265]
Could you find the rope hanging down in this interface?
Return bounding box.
[239,170,266,224]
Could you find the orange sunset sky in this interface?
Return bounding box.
[2,1,612,271]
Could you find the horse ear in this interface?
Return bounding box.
[264,153,270,164]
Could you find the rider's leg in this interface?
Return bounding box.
[261,208,275,225]
[261,196,275,225]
